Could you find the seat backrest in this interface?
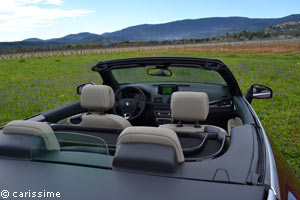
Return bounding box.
[76,84,131,129]
[113,127,184,172]
[3,120,60,151]
[116,126,184,163]
[160,91,228,134]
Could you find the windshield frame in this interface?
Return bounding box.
[92,57,242,96]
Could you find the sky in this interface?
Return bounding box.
[0,0,299,42]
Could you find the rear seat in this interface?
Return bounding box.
[113,126,184,172]
[2,120,60,151]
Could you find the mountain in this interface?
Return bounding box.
[21,32,103,44]
[102,14,300,41]
[1,14,300,50]
[47,32,102,44]
[20,32,120,45]
[19,14,300,43]
[23,38,44,42]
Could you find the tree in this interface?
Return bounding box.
[65,43,72,48]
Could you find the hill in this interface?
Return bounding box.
[102,14,300,41]
[264,21,300,38]
[1,14,300,51]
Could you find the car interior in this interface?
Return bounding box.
[0,57,266,186]
[56,83,233,160]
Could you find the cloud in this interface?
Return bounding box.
[43,0,63,5]
[0,0,92,32]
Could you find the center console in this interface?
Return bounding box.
[152,84,178,125]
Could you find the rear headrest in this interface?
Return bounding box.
[171,91,209,122]
[116,126,184,163]
[81,85,115,111]
[3,120,60,151]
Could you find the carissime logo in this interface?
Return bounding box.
[1,189,61,199]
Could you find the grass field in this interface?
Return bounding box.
[0,49,300,177]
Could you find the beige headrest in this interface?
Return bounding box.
[116,126,184,163]
[3,120,60,151]
[81,85,115,111]
[171,91,209,122]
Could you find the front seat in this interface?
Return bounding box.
[60,85,131,129]
[159,91,227,134]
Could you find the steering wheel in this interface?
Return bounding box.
[113,86,146,121]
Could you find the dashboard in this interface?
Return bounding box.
[117,82,233,127]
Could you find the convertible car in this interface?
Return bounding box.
[0,57,299,200]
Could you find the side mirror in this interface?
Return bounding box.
[245,84,273,103]
[76,82,95,95]
[147,68,172,77]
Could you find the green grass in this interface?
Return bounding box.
[0,50,300,177]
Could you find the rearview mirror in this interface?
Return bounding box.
[147,68,172,77]
[76,82,95,95]
[245,84,273,103]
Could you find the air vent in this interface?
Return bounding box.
[154,97,162,103]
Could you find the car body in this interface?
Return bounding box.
[0,57,299,200]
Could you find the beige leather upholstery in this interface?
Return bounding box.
[59,85,131,129]
[81,85,115,111]
[160,124,226,133]
[3,120,60,151]
[116,127,184,163]
[74,113,131,129]
[171,92,209,122]
[227,117,243,135]
[160,91,227,134]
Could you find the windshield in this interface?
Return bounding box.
[31,132,111,168]
[112,66,225,85]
